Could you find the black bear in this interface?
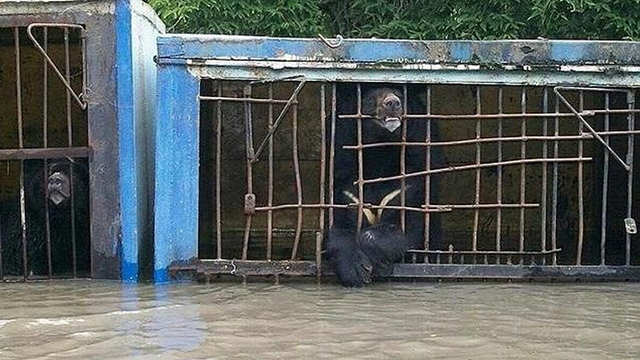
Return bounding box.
[0,158,90,277]
[325,83,434,287]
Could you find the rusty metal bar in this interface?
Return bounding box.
[541,87,548,265]
[242,85,254,260]
[409,249,562,255]
[0,147,91,160]
[252,79,306,163]
[15,27,28,280]
[64,28,78,278]
[0,172,3,279]
[496,88,503,264]
[26,24,86,110]
[253,203,535,211]
[577,90,584,265]
[329,83,337,227]
[317,84,327,279]
[360,157,592,185]
[400,85,408,232]
[43,27,52,278]
[519,87,526,264]
[472,87,481,260]
[551,94,559,265]
[266,84,274,260]
[424,85,432,258]
[356,84,364,233]
[199,96,296,104]
[343,131,640,150]
[554,87,630,171]
[601,93,610,266]
[216,82,223,259]
[290,93,303,260]
[626,91,635,266]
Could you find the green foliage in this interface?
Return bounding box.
[147,0,640,40]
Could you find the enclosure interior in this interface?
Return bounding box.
[0,26,90,279]
[198,79,640,269]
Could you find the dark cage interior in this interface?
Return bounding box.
[198,79,640,280]
[0,26,90,280]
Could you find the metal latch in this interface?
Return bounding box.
[624,218,637,235]
[244,193,256,215]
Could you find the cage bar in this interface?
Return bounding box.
[317,84,327,278]
[266,84,274,260]
[551,94,560,265]
[626,91,635,266]
[496,88,503,263]
[519,87,527,264]
[43,27,52,278]
[400,85,408,233]
[242,85,254,260]
[356,84,364,233]
[328,83,337,227]
[601,93,610,265]
[216,82,223,259]
[64,28,78,278]
[577,90,585,265]
[541,88,548,265]
[290,93,303,260]
[423,85,432,259]
[472,87,481,261]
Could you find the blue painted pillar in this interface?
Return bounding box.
[154,65,200,283]
[115,0,138,281]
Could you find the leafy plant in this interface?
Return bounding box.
[147,0,640,40]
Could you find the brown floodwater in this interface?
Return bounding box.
[0,281,639,359]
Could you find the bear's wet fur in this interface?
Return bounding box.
[325,83,439,287]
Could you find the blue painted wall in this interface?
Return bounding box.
[153,65,200,283]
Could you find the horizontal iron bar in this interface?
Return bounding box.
[254,203,452,213]
[407,249,561,255]
[199,96,296,104]
[392,264,640,280]
[339,109,640,120]
[359,157,592,185]
[173,259,318,277]
[0,147,91,160]
[170,261,640,281]
[344,132,640,150]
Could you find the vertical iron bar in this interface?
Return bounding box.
[400,85,407,233]
[14,28,29,280]
[541,87,548,265]
[329,84,337,227]
[519,87,526,264]
[43,28,52,278]
[242,85,254,260]
[317,84,327,279]
[577,91,584,265]
[496,88,503,264]
[356,84,364,233]
[290,90,303,260]
[626,91,635,266]
[64,28,77,278]
[551,92,560,265]
[0,172,2,279]
[472,87,481,263]
[15,28,28,280]
[424,86,432,259]
[216,82,222,259]
[266,84,274,260]
[600,93,610,266]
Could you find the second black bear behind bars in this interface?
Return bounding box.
[325,83,439,287]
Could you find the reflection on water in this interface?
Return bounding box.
[0,281,639,359]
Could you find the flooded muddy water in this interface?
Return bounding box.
[1,281,639,359]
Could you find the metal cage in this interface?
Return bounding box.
[154,35,640,283]
[0,0,163,281]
